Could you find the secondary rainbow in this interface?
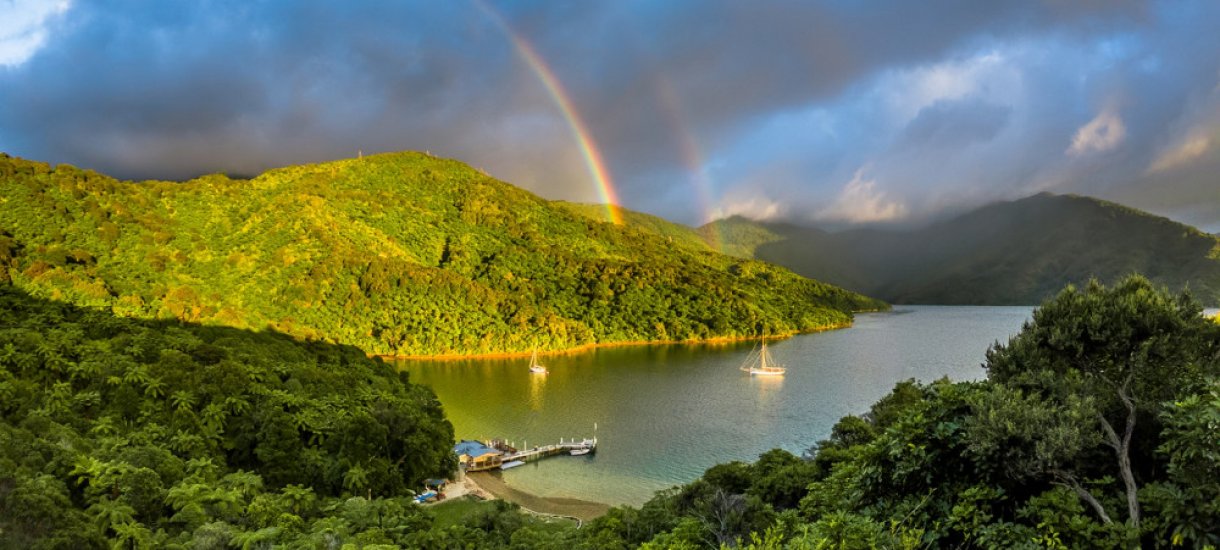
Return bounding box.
[654,74,724,252]
[475,1,622,225]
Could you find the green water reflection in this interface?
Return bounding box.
[396,306,1032,505]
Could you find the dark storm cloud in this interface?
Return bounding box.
[0,0,1216,229]
[0,1,529,181]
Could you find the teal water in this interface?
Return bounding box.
[396,306,1033,506]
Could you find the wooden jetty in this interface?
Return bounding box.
[502,437,597,465]
[457,424,599,473]
[456,435,596,473]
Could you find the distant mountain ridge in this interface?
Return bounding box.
[0,152,883,356]
[706,193,1220,305]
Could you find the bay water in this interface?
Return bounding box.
[397,306,1033,506]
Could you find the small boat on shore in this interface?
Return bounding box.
[741,342,785,376]
[528,348,547,374]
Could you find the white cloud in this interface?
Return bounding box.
[1067,107,1126,156]
[883,51,1015,122]
[1148,129,1214,173]
[716,196,784,221]
[0,0,71,67]
[815,168,907,223]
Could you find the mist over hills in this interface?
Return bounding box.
[702,193,1220,305]
[0,152,882,356]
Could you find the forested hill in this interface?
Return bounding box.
[0,285,457,548]
[0,152,884,356]
[704,193,1220,305]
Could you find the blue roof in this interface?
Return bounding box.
[453,440,499,457]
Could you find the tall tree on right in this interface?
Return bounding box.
[983,276,1219,536]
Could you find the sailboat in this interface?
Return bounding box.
[741,342,785,376]
[528,348,548,374]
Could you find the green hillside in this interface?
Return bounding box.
[0,285,457,548]
[0,152,884,356]
[553,202,710,252]
[707,193,1220,305]
[698,216,790,259]
[559,207,785,260]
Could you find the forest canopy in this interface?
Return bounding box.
[3,241,1216,547]
[0,152,884,357]
[0,285,456,548]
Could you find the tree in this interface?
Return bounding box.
[88,497,136,537]
[228,526,281,550]
[343,465,370,496]
[279,484,317,516]
[109,521,154,549]
[165,482,211,529]
[984,276,1216,531]
[965,381,1111,516]
[1142,380,1220,546]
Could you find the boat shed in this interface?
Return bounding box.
[454,440,503,472]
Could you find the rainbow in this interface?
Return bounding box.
[474,1,622,225]
[653,75,724,252]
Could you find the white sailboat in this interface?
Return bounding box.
[528,348,547,374]
[741,342,785,376]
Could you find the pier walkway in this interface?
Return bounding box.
[456,433,598,473]
[501,437,596,465]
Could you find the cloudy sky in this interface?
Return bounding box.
[2,0,1218,230]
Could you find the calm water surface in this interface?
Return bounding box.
[397,306,1032,505]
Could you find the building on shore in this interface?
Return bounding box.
[454,440,503,472]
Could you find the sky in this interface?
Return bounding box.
[1,0,1218,231]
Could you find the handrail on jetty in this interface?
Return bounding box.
[501,437,597,463]
[457,426,599,473]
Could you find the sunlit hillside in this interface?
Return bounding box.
[0,152,884,356]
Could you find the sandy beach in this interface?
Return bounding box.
[375,322,857,361]
[465,472,611,522]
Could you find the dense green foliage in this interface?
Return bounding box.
[0,152,883,356]
[559,206,788,260]
[0,285,466,548]
[4,226,1217,547]
[570,276,1220,548]
[698,217,789,260]
[706,193,1220,305]
[7,145,1216,547]
[555,203,713,253]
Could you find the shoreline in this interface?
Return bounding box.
[465,471,611,522]
[376,320,854,362]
